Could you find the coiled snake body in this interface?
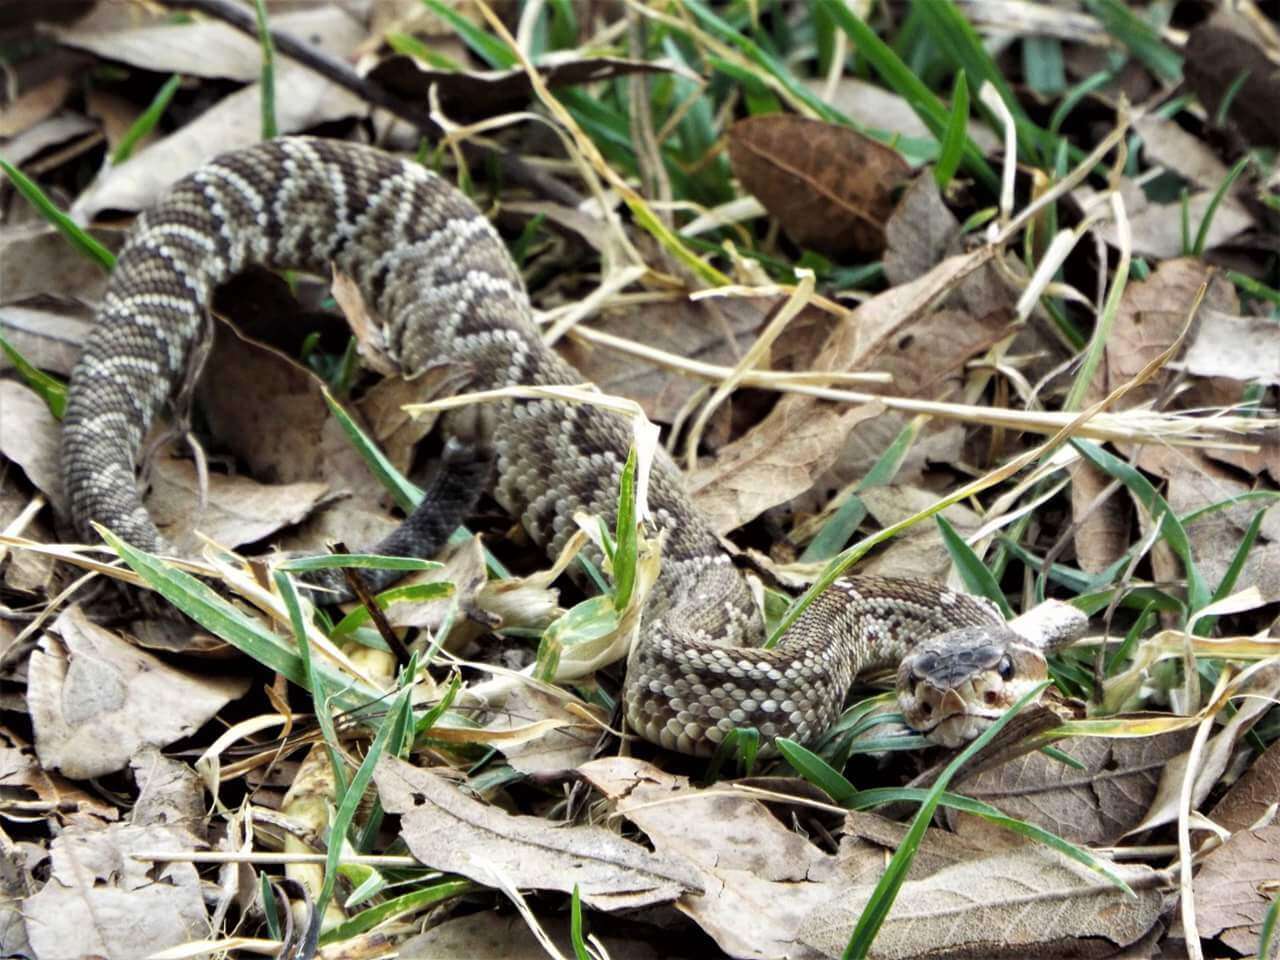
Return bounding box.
[62,138,1085,756]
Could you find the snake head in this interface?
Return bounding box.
[895,626,1048,748]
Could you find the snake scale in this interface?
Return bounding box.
[61,138,1085,756]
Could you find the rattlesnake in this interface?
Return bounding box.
[61,137,1085,756]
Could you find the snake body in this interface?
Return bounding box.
[62,138,1083,756]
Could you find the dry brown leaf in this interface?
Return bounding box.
[581,755,834,960]
[21,817,206,960]
[688,397,883,536]
[814,76,998,154]
[370,53,680,124]
[559,295,770,426]
[0,381,65,512]
[1125,664,1280,837]
[0,823,33,958]
[882,174,961,286]
[374,757,701,910]
[797,842,1162,959]
[55,8,362,84]
[129,747,207,829]
[1134,113,1234,192]
[71,60,365,221]
[28,606,250,779]
[0,301,94,378]
[198,324,376,494]
[0,222,122,305]
[728,115,911,258]
[399,912,681,959]
[1072,259,1240,573]
[1185,14,1280,147]
[1194,824,1280,955]
[144,453,332,554]
[0,112,96,169]
[856,485,984,581]
[1067,457,1130,575]
[1209,737,1280,834]
[0,74,71,138]
[482,686,604,775]
[951,730,1196,846]
[0,727,118,825]
[1184,308,1280,383]
[1091,187,1253,259]
[689,247,1001,534]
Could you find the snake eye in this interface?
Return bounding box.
[997,655,1015,681]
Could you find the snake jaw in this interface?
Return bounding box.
[895,626,1048,747]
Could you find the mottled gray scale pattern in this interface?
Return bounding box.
[62,138,1065,757]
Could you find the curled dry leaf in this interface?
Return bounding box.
[581,756,1163,960]
[28,606,250,779]
[1124,663,1280,838]
[0,221,122,305]
[1072,258,1240,573]
[0,728,117,824]
[373,757,701,910]
[728,114,911,259]
[559,295,772,428]
[55,8,363,84]
[1184,308,1280,384]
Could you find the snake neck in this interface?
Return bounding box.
[623,575,1006,756]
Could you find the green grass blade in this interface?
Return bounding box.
[1082,0,1182,83]
[315,681,414,918]
[570,885,592,960]
[612,447,638,611]
[112,74,182,165]
[934,69,969,189]
[251,0,277,138]
[275,570,349,798]
[0,331,67,417]
[776,737,858,805]
[936,515,1011,617]
[1070,439,1209,612]
[419,0,516,68]
[841,681,1052,958]
[816,0,997,192]
[0,159,115,270]
[96,525,383,708]
[330,581,454,639]
[801,417,922,562]
[1192,154,1250,256]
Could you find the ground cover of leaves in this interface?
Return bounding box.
[1,1,1279,958]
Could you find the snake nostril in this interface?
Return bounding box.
[984,691,998,706]
[920,701,933,716]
